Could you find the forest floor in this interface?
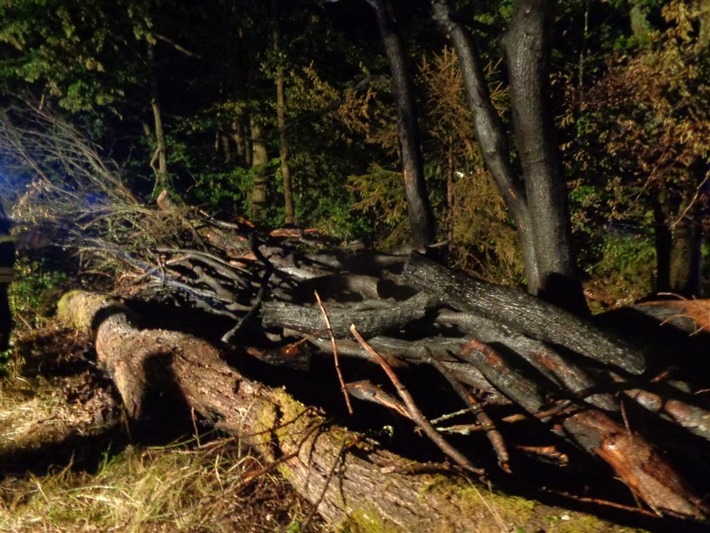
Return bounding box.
[0,309,660,533]
[0,321,326,532]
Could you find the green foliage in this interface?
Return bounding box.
[561,0,709,295]
[418,47,522,282]
[447,169,524,283]
[585,232,656,309]
[4,0,705,303]
[0,437,316,531]
[0,0,147,113]
[349,164,409,249]
[8,256,67,331]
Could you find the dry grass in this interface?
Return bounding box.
[0,435,320,532]
[0,325,323,533]
[641,298,710,334]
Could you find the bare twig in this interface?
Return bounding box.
[426,349,511,473]
[316,291,353,415]
[349,324,484,475]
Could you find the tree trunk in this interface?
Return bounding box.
[148,42,168,192]
[653,190,673,293]
[502,0,586,315]
[432,0,587,315]
[653,170,706,297]
[273,4,295,226]
[403,253,646,374]
[432,0,535,289]
[367,0,435,250]
[250,118,269,220]
[670,215,702,296]
[55,290,622,531]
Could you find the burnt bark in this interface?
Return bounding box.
[61,204,710,525]
[261,291,440,339]
[461,339,707,521]
[403,253,646,374]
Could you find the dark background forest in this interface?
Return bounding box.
[0,0,708,308]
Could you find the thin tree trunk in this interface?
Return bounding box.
[654,170,706,297]
[250,118,268,220]
[273,7,295,226]
[403,253,646,375]
[368,0,435,250]
[148,42,168,192]
[433,0,587,314]
[431,0,538,291]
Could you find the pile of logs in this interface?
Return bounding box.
[73,207,710,527]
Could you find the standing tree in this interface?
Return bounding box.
[272,1,295,226]
[432,0,588,314]
[366,0,436,250]
[576,0,710,297]
[147,39,168,192]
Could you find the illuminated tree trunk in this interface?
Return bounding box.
[367,0,435,250]
[147,42,168,192]
[502,0,586,313]
[433,0,587,315]
[653,177,705,297]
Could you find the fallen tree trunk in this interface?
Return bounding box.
[256,255,709,521]
[460,339,707,521]
[403,253,647,374]
[261,291,440,338]
[55,290,626,531]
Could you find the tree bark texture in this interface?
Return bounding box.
[249,118,269,220]
[55,290,627,531]
[431,0,537,287]
[502,0,585,313]
[403,253,646,374]
[273,3,295,226]
[432,0,587,314]
[368,0,436,250]
[148,42,168,192]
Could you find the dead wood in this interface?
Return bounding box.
[307,335,508,401]
[403,253,647,374]
[261,291,440,338]
[437,310,619,412]
[60,203,710,526]
[55,289,626,531]
[461,339,708,521]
